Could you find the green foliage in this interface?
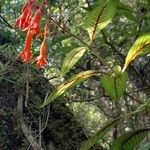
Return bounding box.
[0,44,17,57]
[100,70,128,100]
[61,47,87,76]
[52,34,72,45]
[122,33,150,72]
[138,142,150,150]
[84,0,116,42]
[79,117,120,150]
[135,98,150,113]
[41,70,99,107]
[111,128,150,150]
[116,2,137,22]
[0,62,5,81]
[0,44,17,82]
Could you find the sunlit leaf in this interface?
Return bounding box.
[40,70,99,107]
[79,117,120,150]
[122,33,150,72]
[84,0,116,43]
[111,128,150,150]
[61,47,87,76]
[100,72,128,100]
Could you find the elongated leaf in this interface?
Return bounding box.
[116,2,137,22]
[111,128,150,150]
[40,70,99,107]
[122,33,150,72]
[79,117,120,150]
[61,47,87,76]
[85,0,116,42]
[100,72,128,100]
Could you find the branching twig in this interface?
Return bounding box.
[42,10,109,68]
[126,91,143,104]
[66,95,105,103]
[101,30,125,60]
[39,115,42,146]
[0,15,14,29]
[25,63,29,107]
[17,95,44,150]
[27,92,50,150]
[85,0,92,10]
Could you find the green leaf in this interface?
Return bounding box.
[111,128,150,150]
[122,33,150,72]
[40,70,99,107]
[116,2,137,22]
[84,0,116,43]
[79,117,120,150]
[61,47,87,76]
[100,72,128,100]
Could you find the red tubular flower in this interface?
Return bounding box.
[36,40,47,67]
[14,2,32,30]
[23,6,42,34]
[31,7,42,29]
[20,48,32,62]
[19,29,34,62]
[36,24,48,67]
[16,0,48,66]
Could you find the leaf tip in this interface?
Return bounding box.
[39,103,45,108]
[121,66,126,73]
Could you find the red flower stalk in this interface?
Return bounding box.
[43,23,48,36]
[36,24,48,68]
[20,29,34,62]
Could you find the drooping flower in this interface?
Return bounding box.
[23,6,42,35]
[14,2,33,30]
[36,24,48,67]
[19,29,34,62]
[15,0,49,68]
[36,39,47,67]
[20,48,32,62]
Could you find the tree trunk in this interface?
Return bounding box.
[0,50,88,150]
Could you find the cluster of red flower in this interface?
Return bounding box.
[15,0,48,68]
